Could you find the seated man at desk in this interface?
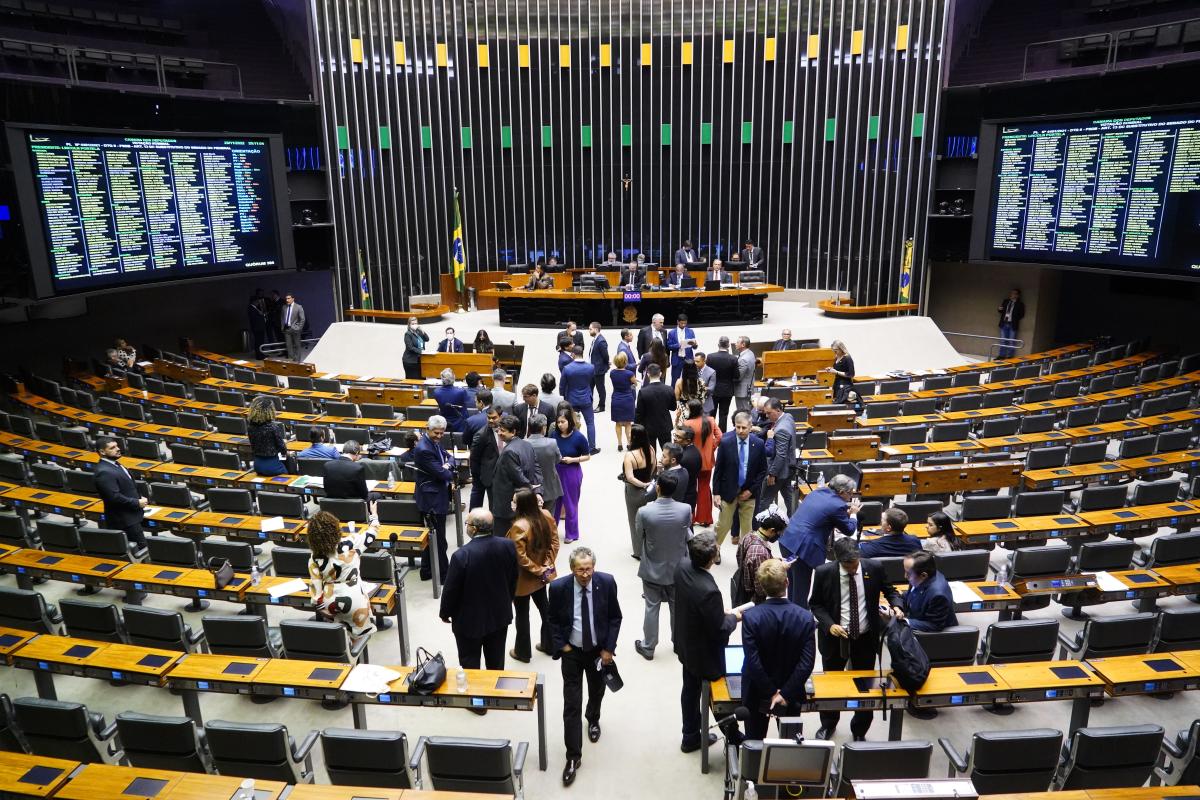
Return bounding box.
[675,239,701,266]
[901,551,957,633]
[323,440,381,502]
[859,509,922,559]
[436,326,465,353]
[620,261,647,288]
[525,264,554,290]
[666,263,696,289]
[771,329,798,351]
[706,259,731,284]
[297,427,339,460]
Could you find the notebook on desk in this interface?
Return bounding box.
[724,645,744,699]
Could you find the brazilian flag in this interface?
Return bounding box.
[358,249,371,309]
[451,189,466,294]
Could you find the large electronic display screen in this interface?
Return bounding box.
[8,126,293,296]
[980,110,1200,276]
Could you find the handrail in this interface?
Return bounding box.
[1022,13,1200,79]
[1109,13,1200,64]
[1022,32,1113,79]
[941,330,1026,360]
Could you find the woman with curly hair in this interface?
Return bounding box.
[247,395,289,476]
[307,507,378,644]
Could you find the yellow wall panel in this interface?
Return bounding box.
[681,41,693,65]
[764,37,777,61]
[851,30,864,55]
[435,43,448,67]
[807,34,820,58]
[599,42,612,67]
[896,24,910,50]
[518,43,531,67]
[559,43,571,67]
[641,42,653,65]
[350,38,363,64]
[477,43,489,67]
[723,39,735,63]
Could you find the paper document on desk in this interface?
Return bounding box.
[268,578,308,599]
[949,581,980,604]
[260,516,285,533]
[357,375,373,382]
[1093,571,1126,593]
[341,663,404,694]
[366,480,379,491]
[143,507,161,517]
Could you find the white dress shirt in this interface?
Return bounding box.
[839,566,868,633]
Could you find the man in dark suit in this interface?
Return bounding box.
[772,329,798,351]
[587,322,610,413]
[706,259,731,284]
[412,417,456,583]
[713,411,768,553]
[620,262,647,288]
[549,546,622,786]
[809,538,904,740]
[634,363,675,449]
[997,288,1025,358]
[435,326,465,353]
[432,368,470,433]
[636,313,666,357]
[461,389,491,453]
[741,239,764,269]
[674,531,742,753]
[282,292,306,361]
[512,384,554,439]
[647,443,690,505]
[758,399,797,514]
[675,239,700,265]
[742,559,817,739]
[439,509,518,673]
[561,346,598,454]
[706,337,739,431]
[468,404,501,511]
[673,426,703,511]
[93,437,148,547]
[490,414,542,536]
[322,440,374,502]
[859,508,922,559]
[563,320,585,350]
[779,474,862,607]
[902,551,958,632]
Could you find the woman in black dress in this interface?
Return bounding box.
[473,329,494,354]
[403,316,430,379]
[826,339,855,403]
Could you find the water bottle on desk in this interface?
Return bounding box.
[817,471,826,489]
[745,781,759,800]
[996,563,1008,585]
[250,562,261,587]
[456,668,467,693]
[235,778,255,800]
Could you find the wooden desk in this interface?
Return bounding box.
[168,772,287,800]
[954,514,1090,546]
[141,463,250,490]
[940,405,1027,422]
[107,563,251,604]
[974,430,1077,455]
[0,485,100,518]
[0,625,36,661]
[857,468,915,498]
[1153,563,1200,595]
[1079,501,1200,538]
[9,634,112,698]
[347,385,427,408]
[283,787,403,800]
[420,352,493,381]
[808,409,859,433]
[911,461,1022,494]
[1137,408,1200,433]
[0,548,126,590]
[181,510,305,544]
[1022,461,1134,491]
[856,413,944,429]
[761,348,837,380]
[137,505,199,532]
[0,751,80,797]
[1086,652,1200,696]
[1119,449,1200,479]
[992,660,1105,718]
[54,762,185,800]
[910,665,1009,709]
[825,435,881,462]
[817,299,918,318]
[251,657,353,701]
[948,581,1022,612]
[879,440,983,462]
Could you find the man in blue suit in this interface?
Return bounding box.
[413,415,456,584]
[549,546,622,786]
[713,411,768,556]
[741,559,817,739]
[561,346,599,454]
[587,322,610,413]
[435,326,464,353]
[859,508,923,559]
[675,239,700,265]
[616,328,637,367]
[778,474,862,607]
[902,551,958,632]
[432,368,470,433]
[666,314,698,386]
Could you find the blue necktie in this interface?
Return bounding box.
[738,438,747,486]
[285,306,292,327]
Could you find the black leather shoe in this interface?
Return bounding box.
[814,727,835,740]
[634,640,654,660]
[680,732,719,753]
[589,448,601,455]
[562,758,580,785]
[588,722,601,742]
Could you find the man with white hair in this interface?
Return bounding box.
[778,473,862,607]
[491,367,517,413]
[413,415,456,583]
[637,313,666,357]
[433,368,470,433]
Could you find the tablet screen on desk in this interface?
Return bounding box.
[957,671,996,685]
[18,765,63,785]
[977,585,1009,595]
[1054,517,1077,525]
[1144,658,1183,673]
[1050,665,1088,679]
[1170,504,1193,513]
[123,776,168,796]
[137,654,172,668]
[308,667,342,681]
[1112,511,1137,519]
[990,521,1018,529]
[222,662,257,676]
[154,570,183,581]
[0,633,21,648]
[221,517,243,525]
[37,555,63,565]
[64,644,97,658]
[1125,573,1156,584]
[94,563,119,573]
[495,676,528,691]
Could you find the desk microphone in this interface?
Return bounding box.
[388,531,398,552]
[709,706,750,730]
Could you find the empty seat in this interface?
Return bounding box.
[1053,380,1082,399]
[931,422,971,443]
[202,615,281,658]
[978,618,1060,664]
[933,549,990,582]
[0,514,36,547]
[1026,446,1068,470]
[64,468,97,495]
[961,495,1011,521]
[1134,531,1200,568]
[946,395,982,413]
[830,739,933,796]
[202,449,242,470]
[856,501,884,528]
[866,401,901,419]
[177,412,209,431]
[1118,435,1156,460]
[169,444,205,466]
[1067,441,1107,466]
[900,399,938,416]
[0,586,61,633]
[1151,607,1200,653]
[205,720,318,783]
[321,728,415,788]
[1132,479,1182,506]
[887,425,928,445]
[124,438,161,460]
[116,711,212,773]
[892,501,944,525]
[120,402,146,422]
[288,376,314,390]
[1140,396,1171,417]
[206,488,254,514]
[1077,485,1128,512]
[257,490,305,518]
[1054,724,1164,789]
[983,391,1015,409]
[991,366,1017,383]
[284,397,317,415]
[150,409,179,427]
[1096,401,1132,424]
[1020,413,1056,434]
[318,497,368,523]
[280,619,369,664]
[326,401,360,417]
[1074,540,1136,573]
[1086,375,1114,394]
[37,519,81,554]
[360,403,396,419]
[1157,428,1192,453]
[1058,613,1157,660]
[33,420,61,443]
[940,728,1063,793]
[13,697,122,764]
[296,458,328,477]
[875,557,907,584]
[1022,385,1053,404]
[146,534,200,568]
[1014,491,1066,517]
[951,373,981,388]
[1062,407,1099,428]
[195,388,225,405]
[79,526,146,562]
[1003,545,1072,614]
[980,417,1020,438]
[211,415,249,435]
[313,378,343,394]
[270,546,311,579]
[60,427,91,449]
[412,735,527,797]
[0,453,29,483]
[123,605,205,652]
[923,376,952,390]
[913,626,979,668]
[149,481,199,509]
[1015,364,1042,380]
[200,539,266,574]
[1155,718,1200,786]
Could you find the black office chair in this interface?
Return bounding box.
[97,396,123,416]
[200,539,267,575]
[280,619,369,666]
[37,519,83,555]
[1076,484,1128,513]
[999,545,1072,617]
[1053,724,1164,789]
[1026,446,1068,470]
[1019,413,1056,434]
[1157,428,1194,453]
[64,468,98,496]
[177,413,209,432]
[194,387,222,404]
[30,462,65,490]
[874,557,907,585]
[270,546,312,579]
[0,586,62,633]
[288,376,314,390]
[169,444,205,467]
[257,490,305,519]
[331,426,365,444]
[0,513,37,548]
[202,449,242,470]
[1057,612,1157,660]
[1151,607,1200,653]
[978,618,1059,665]
[933,550,990,581]
[946,395,982,413]
[205,488,255,514]
[78,526,147,563]
[360,403,397,420]
[149,481,204,510]
[931,422,971,443]
[123,606,206,653]
[313,378,344,394]
[321,728,416,788]
[60,599,125,643]
[960,495,1011,521]
[33,420,61,443]
[12,697,123,765]
[116,711,212,773]
[218,390,247,407]
[202,614,282,659]
[1117,435,1157,460]
[1072,540,1136,573]
[411,736,528,798]
[284,397,318,415]
[360,550,399,632]
[983,391,1015,409]
[913,626,980,668]
[940,728,1063,793]
[1015,364,1043,381]
[150,409,179,427]
[1139,396,1171,417]
[295,458,328,477]
[204,720,319,784]
[326,401,359,418]
[211,415,249,435]
[829,740,933,796]
[318,497,369,523]
[1053,380,1082,399]
[1022,385,1054,404]
[1013,491,1067,517]
[0,453,29,483]
[1067,441,1107,466]
[900,399,938,416]
[1096,401,1133,424]
[891,500,944,525]
[884,425,927,446]
[60,427,92,449]
[1156,719,1200,786]
[991,366,1018,382]
[980,417,1020,438]
[1134,531,1200,568]
[1061,407,1099,428]
[1164,390,1194,412]
[923,376,952,390]
[0,693,24,753]
[377,498,422,525]
[855,501,884,529]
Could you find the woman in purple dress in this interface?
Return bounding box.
[550,409,591,542]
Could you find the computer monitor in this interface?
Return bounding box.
[757,739,836,789]
[724,645,744,675]
[679,274,697,289]
[704,279,722,292]
[579,273,610,291]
